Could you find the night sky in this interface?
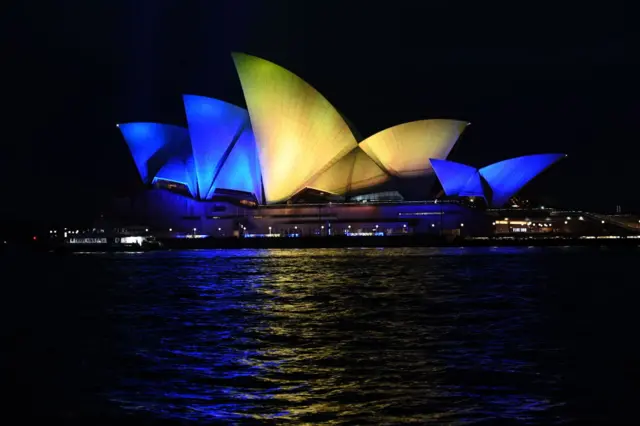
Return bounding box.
[4,1,635,225]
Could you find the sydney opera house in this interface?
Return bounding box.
[113,53,564,238]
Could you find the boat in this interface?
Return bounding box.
[51,230,163,253]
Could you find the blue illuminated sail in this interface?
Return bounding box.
[479,153,565,207]
[208,128,263,203]
[153,157,198,197]
[430,158,482,197]
[183,95,250,199]
[117,123,190,184]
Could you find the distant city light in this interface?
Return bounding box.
[169,228,172,231]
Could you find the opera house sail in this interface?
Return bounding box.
[114,51,565,241]
[182,95,252,200]
[117,97,263,203]
[359,120,469,178]
[430,158,485,199]
[431,154,565,207]
[305,146,390,196]
[118,123,192,187]
[232,52,359,204]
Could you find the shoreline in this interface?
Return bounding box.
[159,236,639,250]
[27,234,639,253]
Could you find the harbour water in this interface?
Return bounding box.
[2,246,639,424]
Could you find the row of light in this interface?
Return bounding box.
[494,216,590,226]
[51,228,151,234]
[493,222,552,227]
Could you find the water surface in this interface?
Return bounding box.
[2,247,639,424]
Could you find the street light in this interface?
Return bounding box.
[169,228,172,232]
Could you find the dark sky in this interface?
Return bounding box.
[4,0,636,223]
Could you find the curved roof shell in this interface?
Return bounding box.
[212,127,263,204]
[232,52,359,204]
[430,158,485,198]
[306,146,390,195]
[479,153,565,207]
[431,154,565,207]
[182,95,251,199]
[118,122,191,185]
[358,119,469,178]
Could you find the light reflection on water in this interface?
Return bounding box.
[3,247,639,424]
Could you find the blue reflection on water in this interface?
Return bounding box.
[4,247,639,424]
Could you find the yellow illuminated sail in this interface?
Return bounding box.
[232,52,358,204]
[306,147,390,195]
[359,120,469,177]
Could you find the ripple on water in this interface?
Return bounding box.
[3,246,639,424]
